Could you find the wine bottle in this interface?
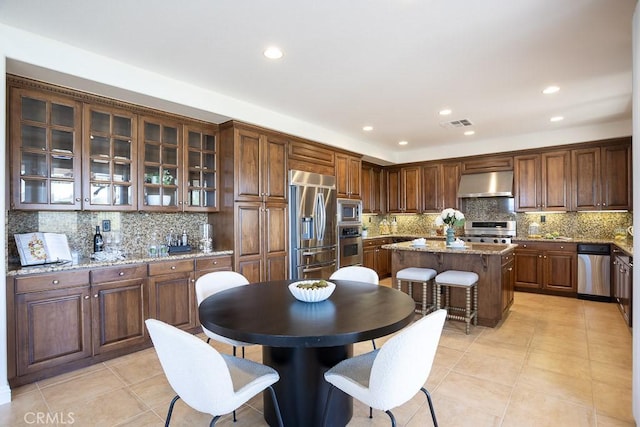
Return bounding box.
[93,226,104,253]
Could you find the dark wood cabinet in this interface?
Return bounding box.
[138,115,182,210]
[14,271,91,377]
[361,162,384,214]
[147,259,196,331]
[422,162,461,212]
[234,202,288,283]
[183,122,219,211]
[514,151,570,212]
[572,142,631,211]
[612,250,632,327]
[387,166,421,213]
[501,254,515,312]
[9,86,83,210]
[9,76,221,213]
[514,241,577,294]
[234,127,287,204]
[218,122,289,281]
[83,104,137,211]
[336,153,362,199]
[362,237,392,278]
[287,138,335,176]
[90,265,147,355]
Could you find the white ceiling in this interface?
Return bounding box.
[0,0,635,164]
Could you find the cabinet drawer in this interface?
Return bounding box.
[195,255,232,271]
[91,264,147,284]
[148,259,194,276]
[15,270,90,294]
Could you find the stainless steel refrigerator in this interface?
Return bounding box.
[289,170,337,280]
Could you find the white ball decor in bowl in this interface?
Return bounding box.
[288,280,336,303]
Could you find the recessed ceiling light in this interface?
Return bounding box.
[543,86,560,95]
[550,116,564,122]
[362,126,373,131]
[263,46,283,59]
[464,130,475,136]
[398,140,408,146]
[439,109,452,116]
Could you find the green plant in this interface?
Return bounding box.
[162,170,175,185]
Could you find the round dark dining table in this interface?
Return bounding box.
[198,279,416,427]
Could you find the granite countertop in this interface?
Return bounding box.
[382,240,517,255]
[7,249,234,276]
[367,233,633,256]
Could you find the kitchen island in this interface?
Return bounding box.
[382,240,517,327]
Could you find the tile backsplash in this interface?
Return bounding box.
[7,211,209,264]
[363,198,632,239]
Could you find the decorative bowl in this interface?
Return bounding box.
[288,280,336,303]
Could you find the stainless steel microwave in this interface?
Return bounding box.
[337,198,362,224]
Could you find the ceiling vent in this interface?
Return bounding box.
[440,119,473,128]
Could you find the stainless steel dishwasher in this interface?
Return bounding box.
[577,243,611,301]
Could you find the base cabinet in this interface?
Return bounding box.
[9,254,232,387]
[501,254,515,312]
[612,251,633,327]
[514,242,577,294]
[148,259,197,331]
[15,284,92,377]
[90,265,148,356]
[362,237,392,279]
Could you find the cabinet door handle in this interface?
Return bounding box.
[84,295,90,300]
[538,255,542,258]
[544,256,547,259]
[213,261,218,265]
[52,279,59,285]
[119,271,125,276]
[171,266,176,270]
[84,198,90,202]
[93,294,98,298]
[508,267,513,271]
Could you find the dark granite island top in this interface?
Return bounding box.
[382,241,517,327]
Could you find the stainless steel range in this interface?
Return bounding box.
[462,221,516,244]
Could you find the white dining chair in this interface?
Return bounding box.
[145,319,284,427]
[330,265,379,285]
[322,309,447,427]
[330,266,380,348]
[195,271,254,357]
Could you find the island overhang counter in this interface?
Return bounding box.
[382,240,518,327]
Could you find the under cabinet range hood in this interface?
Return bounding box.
[457,171,514,198]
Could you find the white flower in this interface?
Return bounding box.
[435,208,465,228]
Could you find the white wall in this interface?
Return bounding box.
[632,4,639,423]
[0,35,11,404]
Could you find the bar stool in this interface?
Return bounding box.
[396,267,438,316]
[435,270,478,334]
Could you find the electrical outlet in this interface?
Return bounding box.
[540,215,546,223]
[102,219,111,232]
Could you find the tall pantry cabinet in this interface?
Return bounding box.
[215,122,289,283]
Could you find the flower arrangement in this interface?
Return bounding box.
[434,208,465,229]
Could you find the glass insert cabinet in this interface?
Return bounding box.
[10,88,82,210]
[8,79,219,212]
[83,104,137,210]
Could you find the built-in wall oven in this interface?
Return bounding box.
[338,224,363,267]
[337,198,363,267]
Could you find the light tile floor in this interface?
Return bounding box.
[1,279,635,426]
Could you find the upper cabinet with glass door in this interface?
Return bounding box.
[139,116,182,210]
[83,105,137,210]
[183,122,218,211]
[10,88,82,210]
